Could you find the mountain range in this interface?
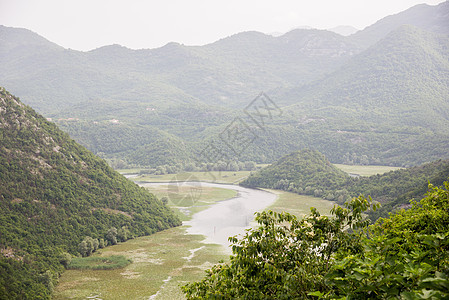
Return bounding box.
[0,1,448,168]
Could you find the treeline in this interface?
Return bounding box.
[58,115,449,171]
[0,88,181,299]
[241,149,449,219]
[132,160,258,175]
[77,226,130,257]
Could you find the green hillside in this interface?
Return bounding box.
[351,159,449,219]
[274,25,449,166]
[241,149,349,197]
[0,87,181,299]
[242,149,449,219]
[58,121,195,167]
[285,25,449,132]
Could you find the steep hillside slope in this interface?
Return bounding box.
[272,25,449,165]
[0,87,180,299]
[59,121,194,167]
[284,25,449,132]
[350,1,449,48]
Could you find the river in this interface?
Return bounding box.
[140,181,277,250]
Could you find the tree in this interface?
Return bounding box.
[99,238,106,248]
[106,227,118,245]
[117,226,131,242]
[40,270,54,294]
[59,252,72,268]
[85,237,94,256]
[161,196,169,205]
[78,236,99,257]
[244,161,256,171]
[78,240,88,257]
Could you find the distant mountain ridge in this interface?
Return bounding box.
[1,1,447,112]
[0,1,448,168]
[328,25,359,36]
[350,1,449,48]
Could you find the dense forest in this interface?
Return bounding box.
[241,149,449,219]
[0,88,181,299]
[241,150,349,198]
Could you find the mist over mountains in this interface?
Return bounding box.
[2,2,449,298]
[1,1,448,168]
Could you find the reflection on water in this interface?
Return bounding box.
[141,182,277,250]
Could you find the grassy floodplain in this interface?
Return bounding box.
[134,170,252,184]
[54,227,227,300]
[333,164,403,177]
[265,189,335,218]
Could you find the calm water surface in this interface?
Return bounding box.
[141,182,277,250]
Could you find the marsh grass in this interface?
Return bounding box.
[54,227,228,300]
[68,255,132,270]
[132,170,252,184]
[264,189,335,218]
[333,164,402,177]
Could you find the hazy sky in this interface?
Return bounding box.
[0,0,445,51]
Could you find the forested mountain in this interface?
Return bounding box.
[351,159,449,219]
[241,150,349,197]
[0,87,180,299]
[274,25,449,166]
[60,121,195,167]
[349,1,449,48]
[241,150,449,219]
[60,28,449,167]
[1,2,448,168]
[282,25,449,132]
[0,26,358,112]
